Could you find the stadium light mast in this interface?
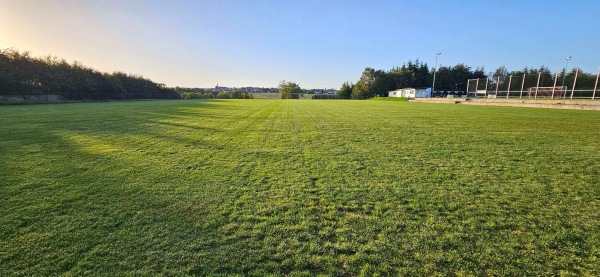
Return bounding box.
[432,52,442,97]
[561,56,571,98]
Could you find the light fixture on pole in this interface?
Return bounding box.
[561,56,571,98]
[432,52,441,97]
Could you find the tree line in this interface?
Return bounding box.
[338,60,597,99]
[3,47,596,101]
[0,48,179,100]
[338,60,486,99]
[175,88,254,99]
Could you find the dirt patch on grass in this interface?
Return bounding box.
[412,98,600,110]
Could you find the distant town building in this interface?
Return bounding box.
[309,89,339,95]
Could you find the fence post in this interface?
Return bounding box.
[466,79,470,98]
[570,69,579,99]
[506,75,512,98]
[484,78,489,97]
[495,76,500,97]
[593,67,599,100]
[552,72,558,99]
[520,74,525,98]
[534,72,541,99]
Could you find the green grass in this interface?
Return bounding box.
[1,99,599,276]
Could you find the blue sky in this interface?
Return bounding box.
[1,0,598,88]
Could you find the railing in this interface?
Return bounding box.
[466,67,599,99]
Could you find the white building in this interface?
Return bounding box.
[388,88,431,98]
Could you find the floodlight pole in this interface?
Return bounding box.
[561,56,571,98]
[432,52,441,97]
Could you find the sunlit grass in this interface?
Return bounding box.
[1,99,599,275]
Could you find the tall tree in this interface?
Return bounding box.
[493,66,508,78]
[351,67,393,99]
[278,80,303,99]
[337,82,353,99]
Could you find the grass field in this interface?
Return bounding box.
[1,99,599,276]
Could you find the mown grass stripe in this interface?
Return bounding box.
[0,99,599,276]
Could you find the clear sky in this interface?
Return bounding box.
[1,0,599,89]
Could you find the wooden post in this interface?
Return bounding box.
[551,72,558,99]
[520,74,525,98]
[466,79,470,98]
[484,78,489,97]
[570,69,579,99]
[534,72,541,99]
[593,67,599,100]
[506,75,512,98]
[495,76,500,97]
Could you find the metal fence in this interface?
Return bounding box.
[466,68,600,99]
